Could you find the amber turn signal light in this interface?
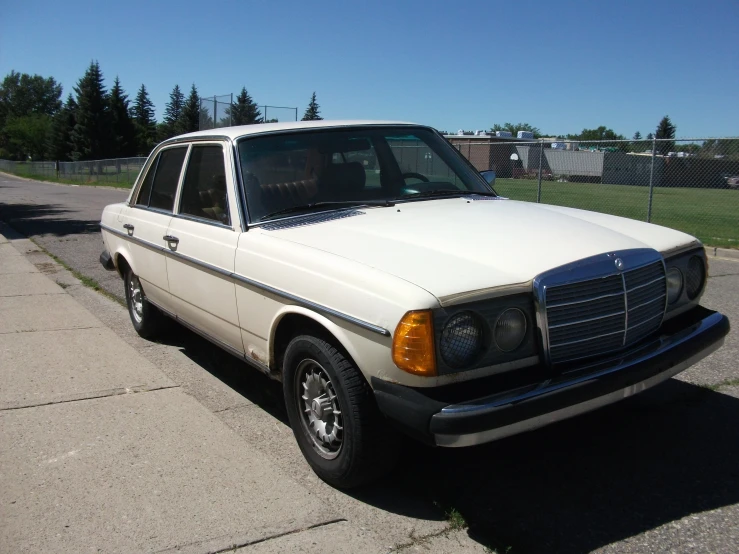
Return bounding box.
[392,310,437,376]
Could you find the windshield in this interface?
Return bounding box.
[236,126,493,222]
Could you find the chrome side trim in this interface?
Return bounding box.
[231,273,391,337]
[99,223,391,337]
[435,337,723,447]
[172,212,233,229]
[100,223,167,253]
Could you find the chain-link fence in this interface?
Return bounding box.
[0,157,147,187]
[2,137,738,247]
[449,137,739,248]
[199,94,234,131]
[199,95,299,130]
[261,105,299,123]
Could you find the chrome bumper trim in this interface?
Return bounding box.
[435,337,723,447]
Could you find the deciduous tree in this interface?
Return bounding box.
[490,122,541,138]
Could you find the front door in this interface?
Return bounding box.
[164,143,243,353]
[119,145,188,309]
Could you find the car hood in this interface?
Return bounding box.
[261,198,697,304]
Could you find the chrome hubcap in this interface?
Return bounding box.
[129,275,144,323]
[297,360,343,459]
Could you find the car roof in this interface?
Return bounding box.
[172,120,420,142]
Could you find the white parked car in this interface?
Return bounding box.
[100,121,729,488]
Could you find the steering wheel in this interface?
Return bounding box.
[402,172,429,183]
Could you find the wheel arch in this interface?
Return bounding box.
[112,245,137,279]
[269,307,368,381]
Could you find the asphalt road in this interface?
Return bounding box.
[2,173,738,553]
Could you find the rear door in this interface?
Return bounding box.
[118,146,188,309]
[164,142,244,353]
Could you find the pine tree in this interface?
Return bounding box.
[108,77,136,157]
[301,92,322,121]
[646,132,654,141]
[179,84,200,133]
[70,61,111,161]
[47,94,77,161]
[160,84,185,139]
[633,131,642,141]
[131,84,157,156]
[655,115,676,156]
[228,87,262,125]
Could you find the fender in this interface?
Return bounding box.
[269,305,374,375]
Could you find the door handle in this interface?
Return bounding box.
[123,223,134,235]
[163,235,179,245]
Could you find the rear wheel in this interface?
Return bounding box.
[283,334,399,488]
[124,269,167,339]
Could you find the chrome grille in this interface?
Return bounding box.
[539,252,666,366]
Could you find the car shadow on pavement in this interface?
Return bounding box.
[153,328,739,553]
[395,379,739,553]
[0,202,101,237]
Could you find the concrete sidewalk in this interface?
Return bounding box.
[0,229,384,553]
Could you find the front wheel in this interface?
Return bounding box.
[283,335,399,488]
[124,269,166,339]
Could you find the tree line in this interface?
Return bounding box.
[0,62,323,162]
[485,118,677,155]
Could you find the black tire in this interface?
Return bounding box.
[283,334,399,488]
[124,269,167,339]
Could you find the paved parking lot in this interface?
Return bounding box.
[1,173,738,553]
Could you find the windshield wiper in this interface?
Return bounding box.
[397,189,497,200]
[261,200,395,221]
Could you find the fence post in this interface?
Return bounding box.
[647,135,657,222]
[537,139,544,203]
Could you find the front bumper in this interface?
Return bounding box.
[373,306,729,447]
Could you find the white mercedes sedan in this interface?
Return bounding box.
[100,121,729,488]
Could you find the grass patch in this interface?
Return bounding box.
[29,239,125,307]
[0,167,134,189]
[445,507,468,531]
[494,178,739,249]
[702,378,739,391]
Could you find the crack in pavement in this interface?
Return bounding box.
[154,518,348,554]
[0,384,180,411]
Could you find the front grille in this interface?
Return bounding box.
[544,258,666,365]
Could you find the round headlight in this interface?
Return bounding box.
[440,312,484,368]
[494,308,527,352]
[686,256,705,299]
[666,267,683,305]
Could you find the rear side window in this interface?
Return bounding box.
[135,157,157,207]
[149,148,187,211]
[135,147,187,211]
[179,145,230,225]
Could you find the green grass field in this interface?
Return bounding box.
[494,178,739,248]
[2,164,137,189]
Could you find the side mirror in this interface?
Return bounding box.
[480,170,496,186]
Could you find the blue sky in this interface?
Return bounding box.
[2,0,737,138]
